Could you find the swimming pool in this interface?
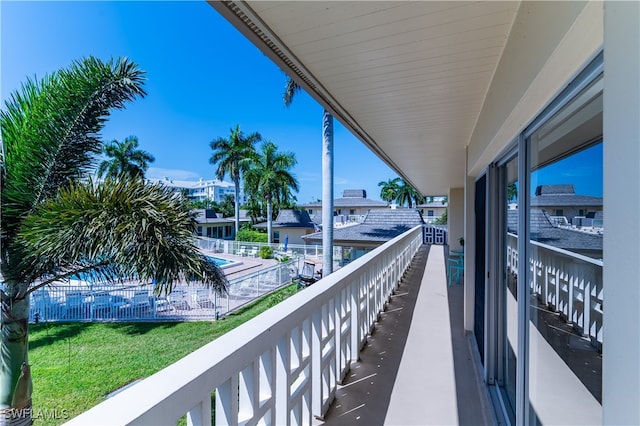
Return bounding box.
[71,256,239,282]
[206,256,239,269]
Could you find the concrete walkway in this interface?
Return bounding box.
[319,245,494,425]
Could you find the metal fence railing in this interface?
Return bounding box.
[28,260,298,323]
[195,237,342,263]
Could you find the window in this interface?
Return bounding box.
[554,209,563,216]
[349,209,355,215]
[427,210,434,217]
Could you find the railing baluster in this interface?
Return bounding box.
[215,375,239,426]
[187,397,212,426]
[275,336,289,426]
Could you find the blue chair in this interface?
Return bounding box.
[448,250,464,286]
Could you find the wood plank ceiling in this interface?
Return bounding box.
[212,1,520,195]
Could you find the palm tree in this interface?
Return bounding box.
[0,57,226,424]
[243,141,299,244]
[507,182,518,202]
[97,135,155,180]
[396,180,424,208]
[284,78,335,274]
[209,125,261,236]
[243,196,264,224]
[378,178,401,204]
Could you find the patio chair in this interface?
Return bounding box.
[193,288,215,309]
[129,290,152,316]
[447,250,464,286]
[64,291,87,319]
[248,247,258,257]
[30,289,64,321]
[168,289,190,310]
[91,291,113,318]
[236,246,248,256]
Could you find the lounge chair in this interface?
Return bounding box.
[127,290,152,317]
[191,288,215,309]
[91,291,113,318]
[64,291,86,319]
[30,289,64,321]
[168,289,190,310]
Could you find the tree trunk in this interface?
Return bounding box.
[0,294,33,426]
[234,177,241,237]
[322,110,334,276]
[266,198,273,244]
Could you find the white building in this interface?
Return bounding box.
[147,177,237,203]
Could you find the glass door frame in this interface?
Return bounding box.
[485,52,603,426]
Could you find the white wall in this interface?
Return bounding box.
[602,2,640,424]
[275,228,311,246]
[467,1,603,176]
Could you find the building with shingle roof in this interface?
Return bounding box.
[254,209,319,245]
[302,189,389,220]
[193,209,251,239]
[507,209,602,259]
[531,184,602,225]
[302,209,425,264]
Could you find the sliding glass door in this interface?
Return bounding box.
[526,76,603,425]
[488,55,603,425]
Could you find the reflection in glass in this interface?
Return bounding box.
[501,155,518,423]
[527,77,603,425]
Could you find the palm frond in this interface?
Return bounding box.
[1,56,146,242]
[283,78,300,107]
[15,178,227,295]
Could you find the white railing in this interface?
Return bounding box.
[506,233,603,346]
[197,238,343,267]
[29,260,297,323]
[65,226,423,425]
[199,238,321,258]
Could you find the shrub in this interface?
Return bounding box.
[236,227,268,242]
[259,246,273,259]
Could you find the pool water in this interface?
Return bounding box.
[206,256,241,269]
[71,256,236,282]
[207,256,233,267]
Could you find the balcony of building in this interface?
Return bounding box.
[66,226,496,425]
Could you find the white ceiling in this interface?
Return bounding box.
[211,1,520,196]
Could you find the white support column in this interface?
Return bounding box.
[603,1,640,424]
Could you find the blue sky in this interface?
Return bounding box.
[531,142,603,197]
[1,1,400,203]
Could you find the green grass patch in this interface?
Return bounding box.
[29,284,299,425]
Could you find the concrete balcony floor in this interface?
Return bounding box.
[318,245,495,425]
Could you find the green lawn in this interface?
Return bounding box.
[28,284,299,425]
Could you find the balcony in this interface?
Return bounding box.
[65,226,492,425]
